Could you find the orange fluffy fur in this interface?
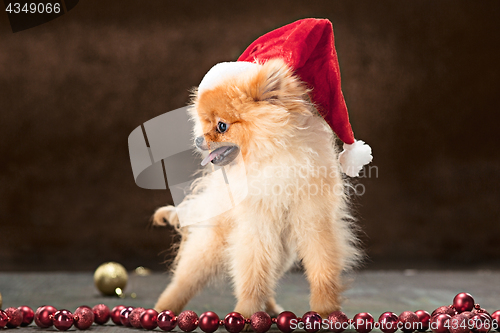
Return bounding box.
[153,59,362,318]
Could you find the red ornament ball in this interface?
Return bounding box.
[276,311,298,333]
[400,311,419,333]
[449,313,471,333]
[119,306,135,327]
[140,309,159,330]
[178,310,199,332]
[53,309,74,331]
[129,307,146,328]
[471,313,492,333]
[416,310,431,332]
[302,311,322,333]
[224,312,245,333]
[328,311,349,333]
[92,304,110,325]
[157,310,177,331]
[199,311,220,333]
[354,312,375,333]
[0,310,9,328]
[378,312,399,333]
[433,306,458,318]
[251,311,272,333]
[35,305,57,328]
[431,314,452,333]
[491,311,500,332]
[111,305,125,325]
[74,306,94,330]
[18,305,34,327]
[5,307,23,328]
[454,293,475,314]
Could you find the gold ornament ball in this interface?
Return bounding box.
[94,262,128,296]
[0,291,2,308]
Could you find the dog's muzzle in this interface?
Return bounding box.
[195,136,240,167]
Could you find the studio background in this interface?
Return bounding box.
[0,0,499,271]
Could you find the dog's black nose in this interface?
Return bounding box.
[195,136,208,150]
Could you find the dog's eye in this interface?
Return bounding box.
[216,121,229,133]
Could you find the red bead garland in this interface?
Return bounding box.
[129,307,146,328]
[379,311,399,333]
[92,304,110,325]
[302,311,322,333]
[276,310,297,333]
[52,309,74,331]
[74,306,95,330]
[140,308,159,330]
[223,311,245,333]
[34,305,57,328]
[250,311,272,333]
[328,310,350,333]
[157,309,177,331]
[18,305,34,327]
[4,307,23,328]
[0,292,498,333]
[453,293,475,313]
[110,304,125,325]
[0,310,9,328]
[415,310,431,332]
[119,306,135,327]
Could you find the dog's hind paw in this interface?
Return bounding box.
[152,205,179,227]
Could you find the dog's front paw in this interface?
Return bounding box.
[152,205,179,227]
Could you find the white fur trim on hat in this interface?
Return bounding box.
[198,61,261,94]
[339,140,373,177]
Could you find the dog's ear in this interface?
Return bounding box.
[249,59,307,104]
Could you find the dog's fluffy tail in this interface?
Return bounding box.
[152,205,180,228]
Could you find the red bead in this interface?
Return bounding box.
[224,312,245,333]
[35,305,57,328]
[158,310,178,331]
[110,305,125,325]
[491,311,500,332]
[378,312,399,333]
[129,307,145,328]
[250,311,272,333]
[431,314,452,333]
[91,304,110,325]
[400,311,419,333]
[5,307,23,328]
[449,313,471,333]
[140,309,159,330]
[353,312,375,333]
[53,309,74,331]
[199,311,220,333]
[415,310,431,332]
[302,311,322,333]
[119,306,135,327]
[276,311,298,333]
[18,306,35,327]
[328,311,349,333]
[178,310,199,332]
[0,310,9,328]
[471,313,492,333]
[454,293,475,313]
[434,307,458,318]
[74,306,94,330]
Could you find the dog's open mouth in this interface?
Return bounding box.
[201,144,240,167]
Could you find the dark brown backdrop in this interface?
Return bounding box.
[1,0,499,271]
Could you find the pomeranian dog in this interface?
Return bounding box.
[151,58,362,319]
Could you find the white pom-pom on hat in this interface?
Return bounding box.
[339,140,373,177]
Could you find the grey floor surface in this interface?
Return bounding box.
[1,271,500,332]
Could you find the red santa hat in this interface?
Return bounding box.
[198,18,372,177]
